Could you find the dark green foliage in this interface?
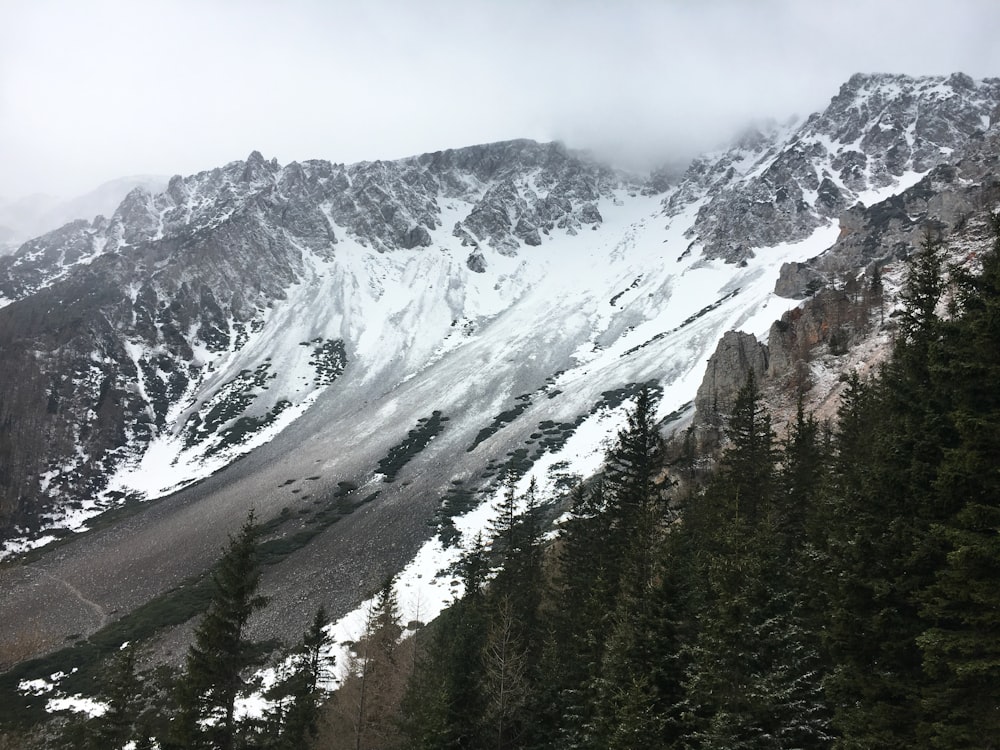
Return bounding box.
[208,398,291,456]
[301,337,346,385]
[377,410,447,482]
[264,605,333,749]
[915,215,1000,746]
[171,510,268,750]
[60,644,145,750]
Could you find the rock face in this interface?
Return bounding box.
[663,73,1000,263]
[772,119,1000,301]
[692,330,769,444]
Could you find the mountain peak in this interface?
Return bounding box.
[241,150,280,183]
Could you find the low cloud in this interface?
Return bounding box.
[1,0,998,196]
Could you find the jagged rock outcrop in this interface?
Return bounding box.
[665,73,1000,263]
[691,330,769,446]
[773,122,1000,300]
[767,283,880,380]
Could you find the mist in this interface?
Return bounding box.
[2,0,999,198]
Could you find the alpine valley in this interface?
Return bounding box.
[2,72,1000,726]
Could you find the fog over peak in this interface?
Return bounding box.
[2,0,998,198]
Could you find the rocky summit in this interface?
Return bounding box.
[1,72,999,675]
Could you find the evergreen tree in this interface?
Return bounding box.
[917,214,1000,746]
[899,228,946,348]
[96,643,143,749]
[353,576,404,750]
[718,370,776,527]
[171,510,268,750]
[62,644,145,750]
[777,399,824,546]
[602,387,665,591]
[542,482,614,747]
[399,539,490,748]
[681,374,831,749]
[267,606,333,749]
[823,373,933,745]
[591,534,690,750]
[488,477,544,653]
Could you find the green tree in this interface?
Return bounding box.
[399,540,490,749]
[172,510,268,750]
[264,606,333,749]
[681,374,831,749]
[602,387,665,592]
[917,214,1000,746]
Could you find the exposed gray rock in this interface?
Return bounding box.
[771,123,1000,297]
[767,286,873,379]
[692,330,769,441]
[775,261,826,299]
[666,73,1000,263]
[466,251,487,273]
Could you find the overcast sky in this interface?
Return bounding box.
[2,0,999,198]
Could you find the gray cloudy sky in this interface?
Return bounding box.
[2,0,999,198]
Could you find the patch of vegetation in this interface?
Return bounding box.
[0,494,368,729]
[431,482,480,545]
[300,337,346,385]
[467,394,533,452]
[376,411,447,482]
[591,381,663,413]
[206,398,291,456]
[183,362,276,448]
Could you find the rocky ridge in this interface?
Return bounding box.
[664,72,1000,263]
[0,140,628,533]
[691,122,1000,445]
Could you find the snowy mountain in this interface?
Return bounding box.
[0,176,168,255]
[1,72,998,670]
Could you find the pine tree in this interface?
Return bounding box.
[680,374,832,749]
[917,213,1000,746]
[64,643,145,750]
[172,510,268,750]
[602,388,665,590]
[489,477,544,650]
[95,643,143,748]
[591,534,690,750]
[399,540,490,748]
[269,606,333,749]
[542,482,614,747]
[351,576,404,750]
[718,371,775,527]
